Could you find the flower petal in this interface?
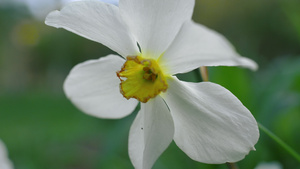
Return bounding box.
[45,0,139,58]
[159,21,258,75]
[129,96,174,169]
[162,77,259,163]
[64,54,138,119]
[119,0,195,59]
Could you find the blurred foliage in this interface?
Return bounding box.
[0,0,300,169]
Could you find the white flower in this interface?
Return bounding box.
[61,0,118,6]
[45,0,259,168]
[255,162,283,169]
[0,140,14,169]
[12,0,118,20]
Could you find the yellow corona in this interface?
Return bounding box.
[117,56,168,103]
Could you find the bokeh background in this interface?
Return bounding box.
[1,0,300,168]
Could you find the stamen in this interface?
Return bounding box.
[143,67,150,72]
[143,66,157,82]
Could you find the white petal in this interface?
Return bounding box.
[64,54,138,119]
[119,0,195,59]
[160,21,258,75]
[0,140,13,169]
[45,0,139,58]
[162,77,259,163]
[129,96,174,169]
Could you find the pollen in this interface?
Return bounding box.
[117,56,168,103]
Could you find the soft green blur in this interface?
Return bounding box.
[1,0,300,169]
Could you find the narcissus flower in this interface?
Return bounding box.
[46,0,259,168]
[0,140,13,169]
[255,162,283,169]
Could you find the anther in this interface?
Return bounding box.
[143,66,157,82]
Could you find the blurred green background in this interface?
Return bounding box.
[1,0,300,168]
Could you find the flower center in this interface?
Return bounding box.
[117,56,168,103]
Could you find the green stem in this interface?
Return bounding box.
[226,162,239,169]
[258,122,300,162]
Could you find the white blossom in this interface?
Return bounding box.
[45,0,259,168]
[0,140,14,169]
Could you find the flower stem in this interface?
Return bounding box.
[199,67,209,82]
[258,122,300,162]
[226,162,239,169]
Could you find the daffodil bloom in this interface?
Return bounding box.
[45,0,259,168]
[255,162,283,169]
[0,140,13,169]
